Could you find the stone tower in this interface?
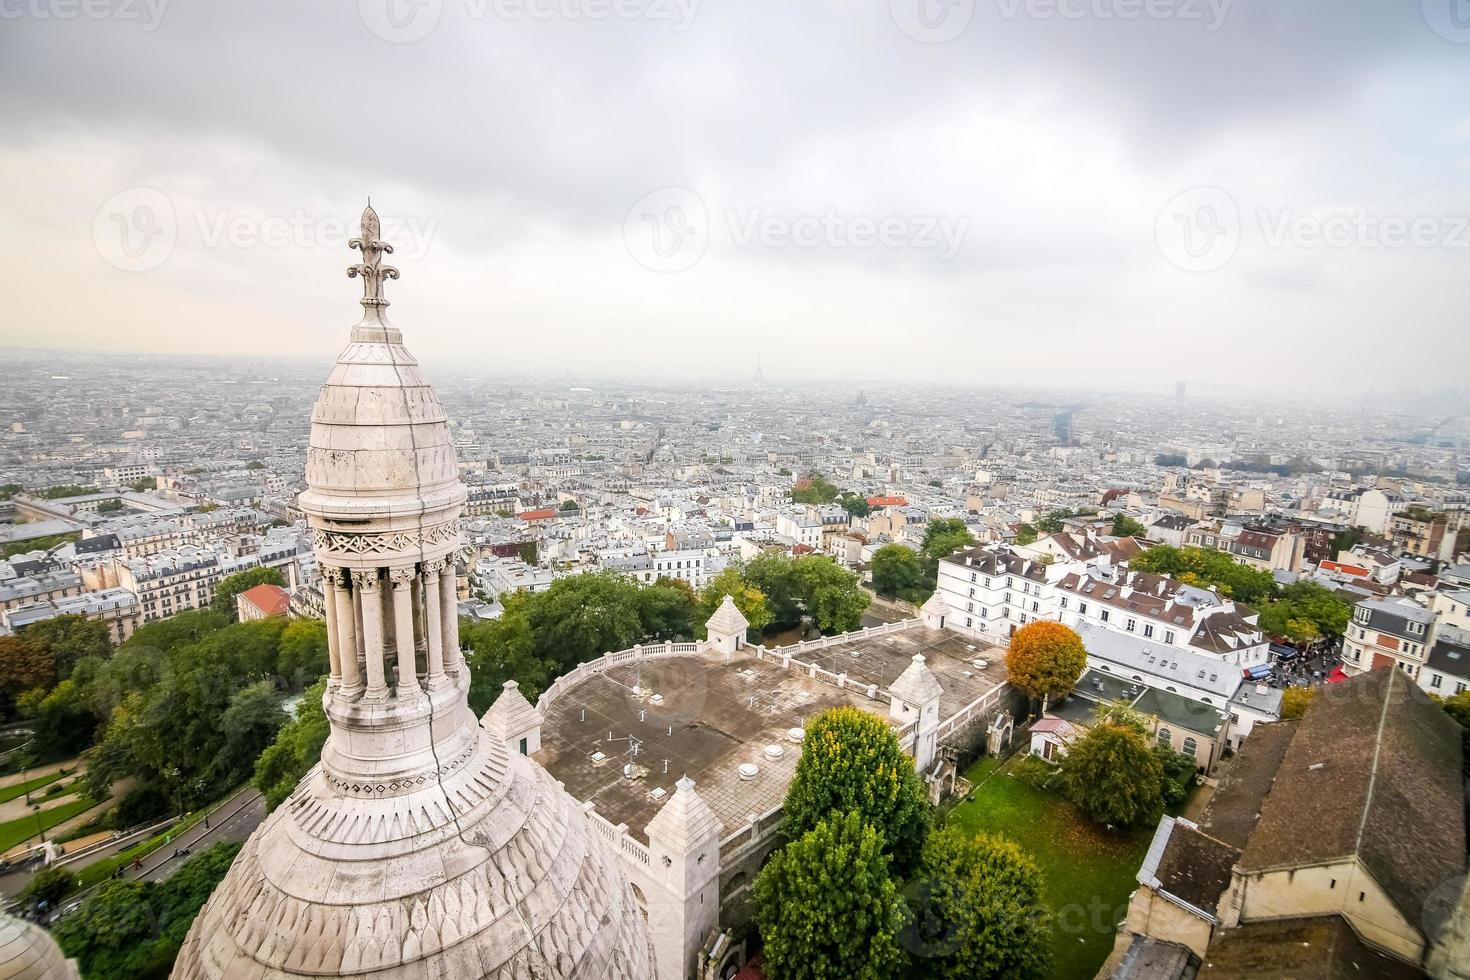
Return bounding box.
[888,653,943,774]
[644,776,724,980]
[704,594,749,659]
[172,205,654,979]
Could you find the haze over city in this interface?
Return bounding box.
[3,0,1468,389]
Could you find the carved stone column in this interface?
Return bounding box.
[390,567,421,697]
[422,560,446,688]
[335,570,362,698]
[321,566,343,689]
[439,562,462,674]
[354,569,389,700]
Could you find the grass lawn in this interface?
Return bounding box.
[944,757,1153,980]
[0,771,65,805]
[0,796,101,852]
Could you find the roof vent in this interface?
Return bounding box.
[649,787,667,801]
[787,727,805,742]
[591,751,606,763]
[650,693,664,705]
[738,763,759,780]
[764,744,786,760]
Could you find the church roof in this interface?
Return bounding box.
[705,594,749,636]
[0,913,79,980]
[173,205,652,980]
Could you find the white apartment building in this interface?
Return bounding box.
[474,556,556,598]
[775,510,823,550]
[3,587,143,644]
[934,546,1067,636]
[108,541,301,624]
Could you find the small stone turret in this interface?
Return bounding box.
[644,777,723,980]
[704,595,749,659]
[888,653,943,773]
[482,679,542,755]
[920,591,947,630]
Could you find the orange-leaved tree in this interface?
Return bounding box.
[1005,620,1087,713]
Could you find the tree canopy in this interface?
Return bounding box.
[1257,581,1350,640]
[783,706,930,875]
[1005,621,1087,706]
[902,827,1051,980]
[1128,545,1276,605]
[695,566,772,640]
[1110,514,1148,538]
[871,544,926,602]
[791,474,842,504]
[253,676,331,810]
[754,809,906,980]
[745,552,868,634]
[1060,721,1164,828]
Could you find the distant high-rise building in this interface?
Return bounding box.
[1176,380,1187,406]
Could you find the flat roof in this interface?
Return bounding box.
[787,626,1008,720]
[535,651,875,844]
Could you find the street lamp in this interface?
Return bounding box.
[31,803,44,844]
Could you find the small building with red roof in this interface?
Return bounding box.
[236,583,291,622]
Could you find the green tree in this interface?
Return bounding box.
[559,498,579,510]
[216,680,289,781]
[1129,545,1277,605]
[1005,621,1087,708]
[276,618,329,689]
[791,474,841,504]
[783,706,930,875]
[871,544,924,600]
[0,635,55,705]
[696,567,772,639]
[210,566,286,620]
[525,571,645,673]
[461,595,553,715]
[20,613,113,679]
[1258,581,1350,640]
[1013,523,1038,546]
[19,866,76,910]
[55,841,242,979]
[794,555,870,634]
[921,518,973,562]
[1280,685,1314,720]
[903,827,1051,980]
[1154,744,1197,808]
[18,678,97,758]
[1060,722,1164,828]
[636,579,699,641]
[253,677,330,810]
[754,810,906,980]
[839,493,872,518]
[1035,509,1074,534]
[746,551,804,626]
[1440,691,1470,778]
[1110,513,1147,538]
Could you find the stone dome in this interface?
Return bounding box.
[172,205,654,980]
[0,913,79,980]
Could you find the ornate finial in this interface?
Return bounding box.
[347,201,399,310]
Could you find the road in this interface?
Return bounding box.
[137,788,264,883]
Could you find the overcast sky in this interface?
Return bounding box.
[1,0,1466,393]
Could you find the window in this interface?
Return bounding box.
[1100,610,1110,623]
[1004,592,1012,604]
[1164,630,1176,645]
[985,577,992,587]
[1358,892,1365,903]
[518,737,528,755]
[1408,621,1424,635]
[1032,601,1039,612]
[1143,624,1154,638]
[1182,737,1197,757]
[1126,618,1136,633]
[1157,728,1172,746]
[1079,601,1088,615]
[1006,577,1014,587]
[1060,597,1069,609]
[1329,879,1336,889]
[970,573,976,583]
